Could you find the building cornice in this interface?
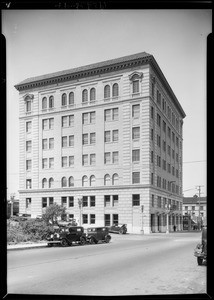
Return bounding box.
[14,54,152,92]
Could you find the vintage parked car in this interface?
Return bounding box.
[194,226,207,265]
[108,224,127,234]
[47,226,87,247]
[86,227,111,244]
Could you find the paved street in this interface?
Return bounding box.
[7,232,206,296]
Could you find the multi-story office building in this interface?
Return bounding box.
[15,52,186,234]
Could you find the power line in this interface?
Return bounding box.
[183,160,206,164]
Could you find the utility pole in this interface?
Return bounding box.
[196,185,204,230]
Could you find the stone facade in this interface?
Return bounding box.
[15,52,185,233]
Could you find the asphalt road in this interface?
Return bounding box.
[7,232,206,296]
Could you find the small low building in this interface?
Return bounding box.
[182,196,207,229]
[7,199,19,218]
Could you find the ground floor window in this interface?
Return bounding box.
[26,198,31,209]
[113,214,118,226]
[104,214,110,226]
[132,194,140,206]
[82,214,88,224]
[90,214,95,224]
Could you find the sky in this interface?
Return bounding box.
[3,9,210,199]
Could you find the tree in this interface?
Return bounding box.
[42,203,67,225]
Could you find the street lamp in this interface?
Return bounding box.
[78,197,83,226]
[165,204,171,234]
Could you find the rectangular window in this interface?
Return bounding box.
[112,151,119,164]
[90,214,96,224]
[192,206,195,211]
[26,140,32,152]
[90,112,95,124]
[42,197,47,208]
[62,136,67,148]
[132,104,140,118]
[104,214,111,226]
[132,127,140,140]
[132,149,140,162]
[26,179,32,189]
[113,214,119,226]
[112,130,119,142]
[61,197,67,207]
[132,172,140,184]
[62,156,67,168]
[62,116,67,127]
[82,154,88,166]
[104,109,111,122]
[200,206,204,211]
[151,173,154,185]
[132,194,140,206]
[112,108,118,120]
[157,113,161,127]
[42,119,48,130]
[82,113,88,125]
[83,196,88,207]
[42,139,47,150]
[69,115,74,127]
[69,196,74,207]
[151,106,154,119]
[69,135,74,147]
[69,156,74,166]
[133,80,139,93]
[49,197,54,205]
[82,133,88,145]
[26,160,31,171]
[49,158,54,169]
[104,131,111,143]
[168,127,171,139]
[152,195,154,207]
[151,128,154,140]
[49,118,54,130]
[113,195,118,207]
[151,151,154,163]
[90,153,96,165]
[90,196,96,207]
[42,158,47,169]
[90,132,96,144]
[26,121,32,133]
[104,152,111,164]
[104,195,111,207]
[49,138,54,149]
[82,214,88,224]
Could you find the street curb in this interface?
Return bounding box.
[7,243,48,251]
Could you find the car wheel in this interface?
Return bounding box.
[105,236,110,243]
[61,238,69,247]
[89,237,96,244]
[197,257,203,265]
[80,237,86,245]
[119,229,124,234]
[47,243,53,247]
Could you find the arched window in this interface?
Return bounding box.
[112,173,119,185]
[69,92,74,105]
[112,83,119,97]
[62,93,67,106]
[104,85,110,99]
[82,89,88,103]
[49,96,54,108]
[61,177,67,187]
[82,175,88,187]
[49,177,54,188]
[90,88,96,102]
[90,175,96,186]
[42,178,47,188]
[68,176,74,187]
[104,174,111,186]
[42,97,47,109]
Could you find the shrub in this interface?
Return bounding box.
[20,219,54,241]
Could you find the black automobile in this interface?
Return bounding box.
[47,226,87,247]
[108,224,127,234]
[194,226,207,265]
[86,227,111,244]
